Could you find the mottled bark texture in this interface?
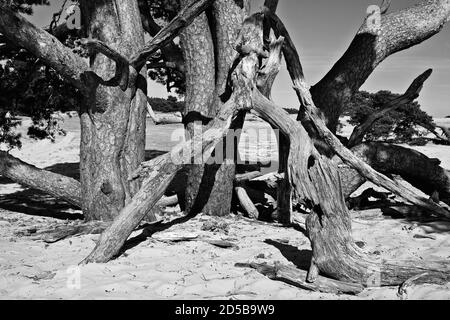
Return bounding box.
[253,90,450,286]
[310,0,450,132]
[79,0,147,221]
[180,0,216,216]
[181,0,250,217]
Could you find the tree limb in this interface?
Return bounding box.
[138,0,186,73]
[311,0,450,130]
[347,69,433,148]
[146,98,182,125]
[0,4,89,92]
[265,11,450,219]
[0,151,82,208]
[131,0,214,71]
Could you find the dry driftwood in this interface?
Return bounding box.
[266,8,450,220]
[235,262,364,295]
[257,6,450,286]
[147,100,182,125]
[235,186,259,219]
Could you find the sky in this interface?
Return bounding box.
[26,0,450,117]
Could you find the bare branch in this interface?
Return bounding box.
[347,69,433,148]
[263,8,312,108]
[311,0,450,130]
[0,4,89,92]
[146,98,182,125]
[131,0,214,71]
[138,0,186,74]
[257,36,284,98]
[263,13,450,219]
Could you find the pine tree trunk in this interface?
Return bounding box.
[180,0,217,216]
[182,0,249,216]
[79,0,146,221]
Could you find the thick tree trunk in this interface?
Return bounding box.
[83,12,263,263]
[182,0,250,217]
[79,0,147,221]
[253,90,450,286]
[180,0,217,216]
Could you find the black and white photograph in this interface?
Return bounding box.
[1,0,450,303]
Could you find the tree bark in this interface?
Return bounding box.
[79,0,147,221]
[0,151,82,208]
[179,0,217,216]
[310,0,450,132]
[253,90,450,286]
[83,12,264,263]
[182,0,250,217]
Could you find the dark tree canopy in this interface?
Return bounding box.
[345,90,436,143]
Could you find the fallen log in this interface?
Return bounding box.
[235,186,259,219]
[0,151,82,208]
[340,143,450,206]
[235,262,364,295]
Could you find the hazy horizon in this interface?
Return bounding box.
[25,0,450,117]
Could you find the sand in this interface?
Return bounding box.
[0,114,449,300]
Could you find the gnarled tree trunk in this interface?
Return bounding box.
[79,0,147,221]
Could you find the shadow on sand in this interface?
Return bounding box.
[0,150,180,220]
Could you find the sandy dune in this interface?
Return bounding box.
[1,115,449,300]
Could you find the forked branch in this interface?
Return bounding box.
[131,0,214,71]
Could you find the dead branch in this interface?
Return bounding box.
[348,69,433,148]
[311,0,450,130]
[235,262,364,295]
[235,186,259,219]
[267,11,450,220]
[146,99,182,125]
